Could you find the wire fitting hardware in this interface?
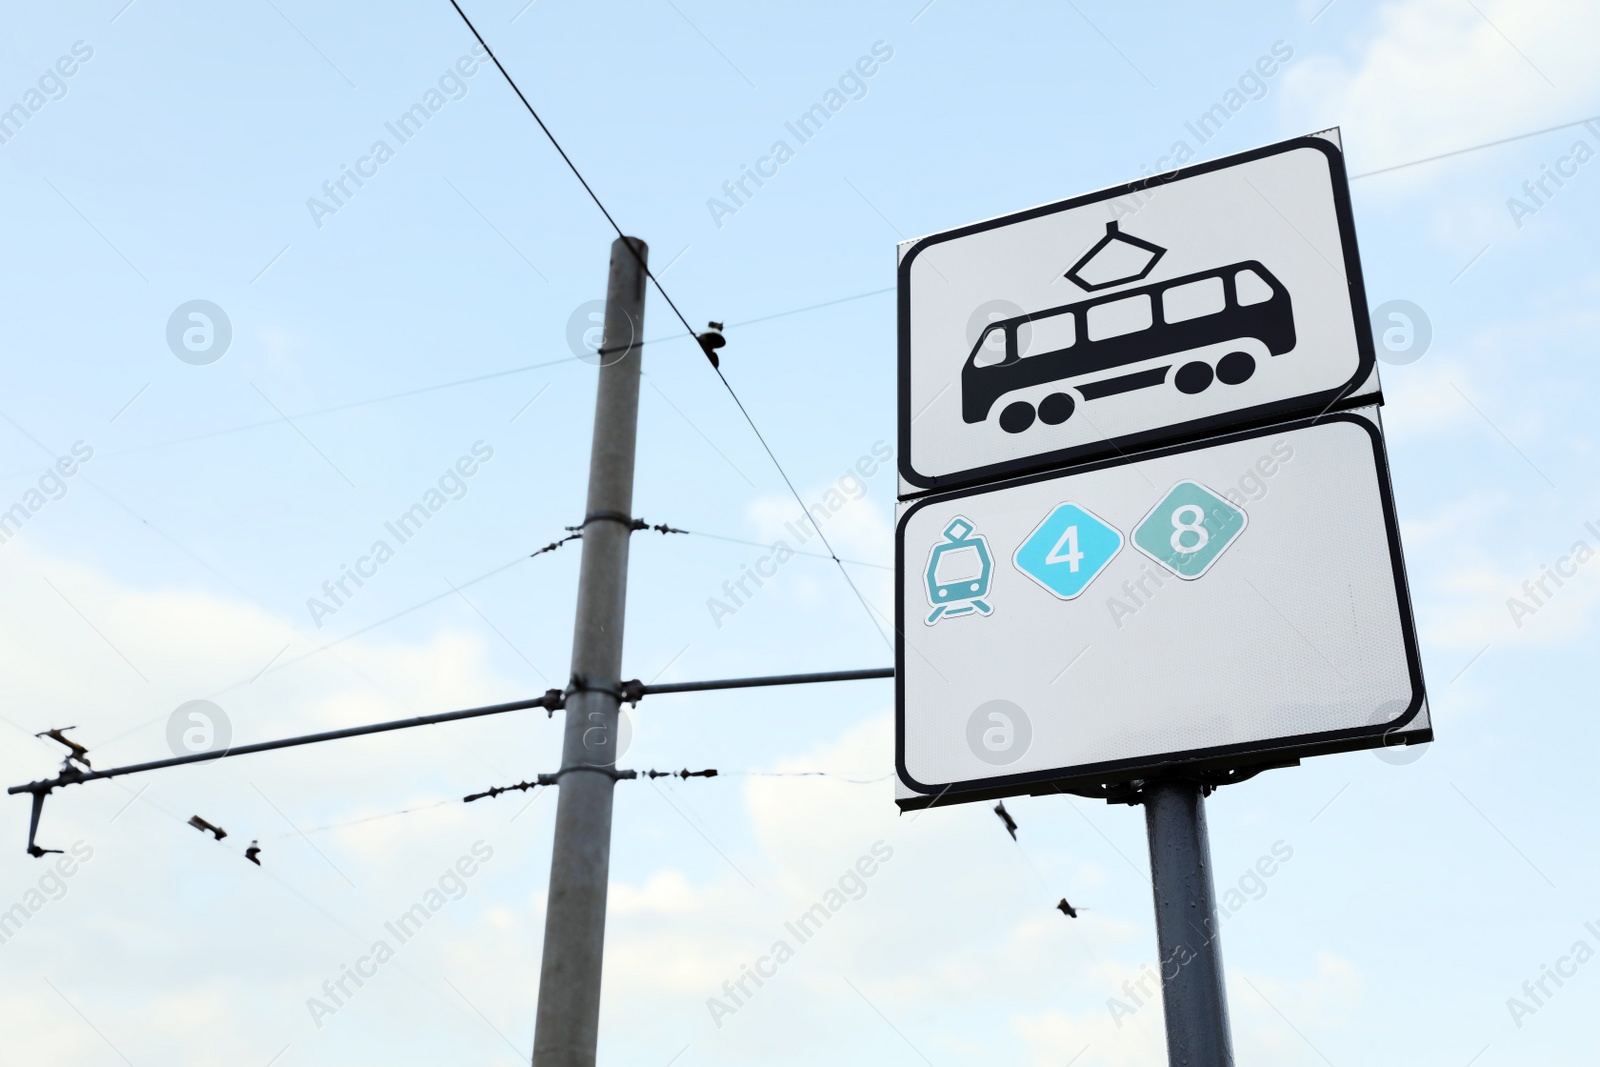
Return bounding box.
[564,513,689,537]
[532,516,687,561]
[563,674,626,714]
[8,689,567,856]
[537,766,638,786]
[569,510,636,530]
[531,533,583,558]
[464,779,539,803]
[465,767,716,801]
[1045,761,1301,807]
[7,666,890,854]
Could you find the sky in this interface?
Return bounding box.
[1,0,1598,1064]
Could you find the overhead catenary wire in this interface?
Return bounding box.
[89,768,889,850]
[10,691,566,790]
[1,356,581,481]
[556,518,891,570]
[445,0,892,648]
[531,532,582,559]
[268,798,460,839]
[252,552,535,680]
[610,286,898,351]
[681,528,891,570]
[138,788,540,1028]
[1349,111,1600,180]
[246,520,874,690]
[11,665,892,853]
[268,766,887,814]
[463,768,884,803]
[22,84,1579,488]
[698,366,893,648]
[0,286,899,484]
[725,771,895,785]
[446,0,685,322]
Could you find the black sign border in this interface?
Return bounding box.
[897,132,1380,496]
[894,409,1428,808]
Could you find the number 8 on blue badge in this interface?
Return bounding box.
[1132,480,1248,580]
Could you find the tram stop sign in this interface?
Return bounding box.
[895,409,1428,805]
[893,129,1428,807]
[896,128,1381,495]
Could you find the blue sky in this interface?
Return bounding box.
[1,0,1598,1063]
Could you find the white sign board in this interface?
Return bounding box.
[895,409,1427,804]
[897,131,1379,495]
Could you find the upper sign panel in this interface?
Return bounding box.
[898,132,1379,495]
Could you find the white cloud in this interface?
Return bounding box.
[1012,952,1361,1067]
[1231,953,1361,1061]
[1421,544,1600,652]
[1281,0,1600,180]
[1014,1003,1168,1067]
[609,868,707,917]
[1378,361,1484,444]
[1397,489,1511,552]
[740,469,895,627]
[0,542,556,1066]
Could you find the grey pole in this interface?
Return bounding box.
[1142,778,1235,1067]
[532,236,648,1067]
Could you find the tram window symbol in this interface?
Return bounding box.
[962,222,1298,435]
[934,546,984,587]
[925,516,995,624]
[1163,277,1225,322]
[1086,293,1154,341]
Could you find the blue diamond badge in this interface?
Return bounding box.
[1012,503,1123,600]
[1132,480,1247,580]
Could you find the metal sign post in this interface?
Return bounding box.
[1144,779,1233,1066]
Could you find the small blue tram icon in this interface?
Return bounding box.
[924,516,995,624]
[962,222,1297,434]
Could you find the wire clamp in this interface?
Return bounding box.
[569,510,636,530]
[538,688,567,718]
[565,675,626,707]
[537,766,638,786]
[565,513,688,537]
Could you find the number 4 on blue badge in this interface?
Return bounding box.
[1012,503,1123,600]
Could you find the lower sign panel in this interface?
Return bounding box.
[895,408,1427,805]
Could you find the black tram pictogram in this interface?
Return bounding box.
[962,223,1297,434]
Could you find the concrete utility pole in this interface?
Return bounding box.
[1143,778,1235,1066]
[532,236,648,1067]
